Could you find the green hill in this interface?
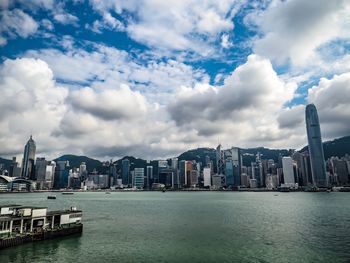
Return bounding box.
[54,154,103,172]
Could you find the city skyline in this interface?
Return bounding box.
[0,1,350,160]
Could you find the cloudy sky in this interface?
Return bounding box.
[0,0,350,160]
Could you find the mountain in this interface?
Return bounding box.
[54,155,103,172]
[299,135,350,159]
[178,147,216,164]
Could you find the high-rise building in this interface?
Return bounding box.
[35,157,47,188]
[79,162,87,180]
[45,161,55,189]
[225,160,234,187]
[54,160,69,189]
[329,157,349,186]
[21,135,36,179]
[282,157,295,185]
[122,159,130,187]
[133,168,145,188]
[203,167,211,187]
[171,158,179,188]
[305,104,327,187]
[179,160,187,188]
[251,153,263,187]
[146,166,153,189]
[231,147,241,186]
[216,144,225,175]
[9,157,21,177]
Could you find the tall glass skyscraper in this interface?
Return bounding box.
[21,135,36,179]
[122,159,130,186]
[305,104,327,187]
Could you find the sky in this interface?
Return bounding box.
[0,0,350,160]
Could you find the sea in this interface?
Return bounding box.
[0,191,350,263]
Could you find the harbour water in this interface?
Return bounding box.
[1,192,350,263]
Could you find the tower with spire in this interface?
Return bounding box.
[21,135,36,179]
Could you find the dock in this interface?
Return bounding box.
[0,204,83,249]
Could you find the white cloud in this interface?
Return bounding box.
[0,9,38,45]
[89,0,241,56]
[69,85,148,120]
[0,58,68,157]
[25,44,208,104]
[221,34,232,49]
[250,0,350,66]
[53,13,79,26]
[89,12,125,33]
[168,54,299,148]
[308,72,350,138]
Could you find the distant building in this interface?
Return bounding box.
[179,160,193,188]
[282,157,295,185]
[21,135,36,179]
[9,157,21,177]
[122,159,130,187]
[329,157,350,186]
[79,162,87,180]
[188,170,198,188]
[45,161,55,189]
[212,174,224,189]
[305,104,327,187]
[225,160,234,188]
[35,157,47,189]
[251,153,263,187]
[171,158,179,189]
[146,166,153,189]
[216,144,225,175]
[54,160,69,189]
[231,147,241,186]
[203,167,211,187]
[133,168,145,189]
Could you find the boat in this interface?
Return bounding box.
[105,192,111,194]
[62,192,74,195]
[0,205,83,250]
[47,195,56,199]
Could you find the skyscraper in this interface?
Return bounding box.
[122,159,130,187]
[305,104,327,187]
[282,157,295,185]
[21,135,36,179]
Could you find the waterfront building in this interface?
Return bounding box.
[212,174,224,189]
[203,167,211,187]
[21,135,36,179]
[329,157,350,186]
[251,153,263,187]
[188,170,198,188]
[79,162,87,180]
[292,152,310,186]
[9,157,21,177]
[171,158,179,188]
[122,159,130,187]
[282,157,295,185]
[216,144,225,175]
[231,147,241,186]
[146,166,153,189]
[54,160,70,189]
[305,104,327,187]
[134,168,145,189]
[240,173,249,187]
[249,178,257,188]
[158,168,174,188]
[225,160,234,188]
[35,157,47,189]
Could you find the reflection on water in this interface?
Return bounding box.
[0,192,350,263]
